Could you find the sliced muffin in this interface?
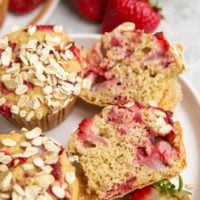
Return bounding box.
[0,127,78,199]
[0,25,86,131]
[68,102,186,200]
[80,22,185,110]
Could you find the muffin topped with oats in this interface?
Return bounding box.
[0,25,86,131]
[0,127,79,199]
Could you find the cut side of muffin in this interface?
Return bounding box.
[0,127,78,199]
[80,22,185,110]
[68,102,186,200]
[0,25,87,131]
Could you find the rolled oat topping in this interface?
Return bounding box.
[0,128,76,199]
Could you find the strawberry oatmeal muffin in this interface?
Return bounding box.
[68,102,186,200]
[0,127,78,199]
[80,22,185,110]
[0,25,86,131]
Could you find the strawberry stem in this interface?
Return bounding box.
[147,0,164,19]
[178,175,183,191]
[153,177,191,199]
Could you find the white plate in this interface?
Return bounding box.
[0,0,60,36]
[0,33,200,199]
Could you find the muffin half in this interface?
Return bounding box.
[80,22,185,110]
[68,103,186,200]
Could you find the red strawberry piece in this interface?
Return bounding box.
[0,49,4,55]
[73,0,107,22]
[107,107,125,124]
[102,0,161,33]
[0,149,12,155]
[129,102,144,124]
[51,162,62,181]
[154,32,170,52]
[132,102,142,111]
[9,0,44,14]
[0,82,10,95]
[8,157,27,168]
[36,25,54,31]
[118,126,129,135]
[58,147,65,156]
[137,140,172,170]
[129,186,156,200]
[78,117,108,146]
[0,103,11,117]
[151,141,172,166]
[78,117,98,145]
[78,117,94,140]
[132,112,143,124]
[108,104,144,125]
[110,36,122,47]
[105,176,136,199]
[164,110,174,126]
[8,42,17,51]
[24,81,35,89]
[70,43,81,60]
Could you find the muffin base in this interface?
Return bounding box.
[6,97,77,131]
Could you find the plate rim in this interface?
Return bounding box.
[38,0,60,24]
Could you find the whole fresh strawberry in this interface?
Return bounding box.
[129,177,191,200]
[73,0,107,21]
[9,0,44,14]
[102,0,161,33]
